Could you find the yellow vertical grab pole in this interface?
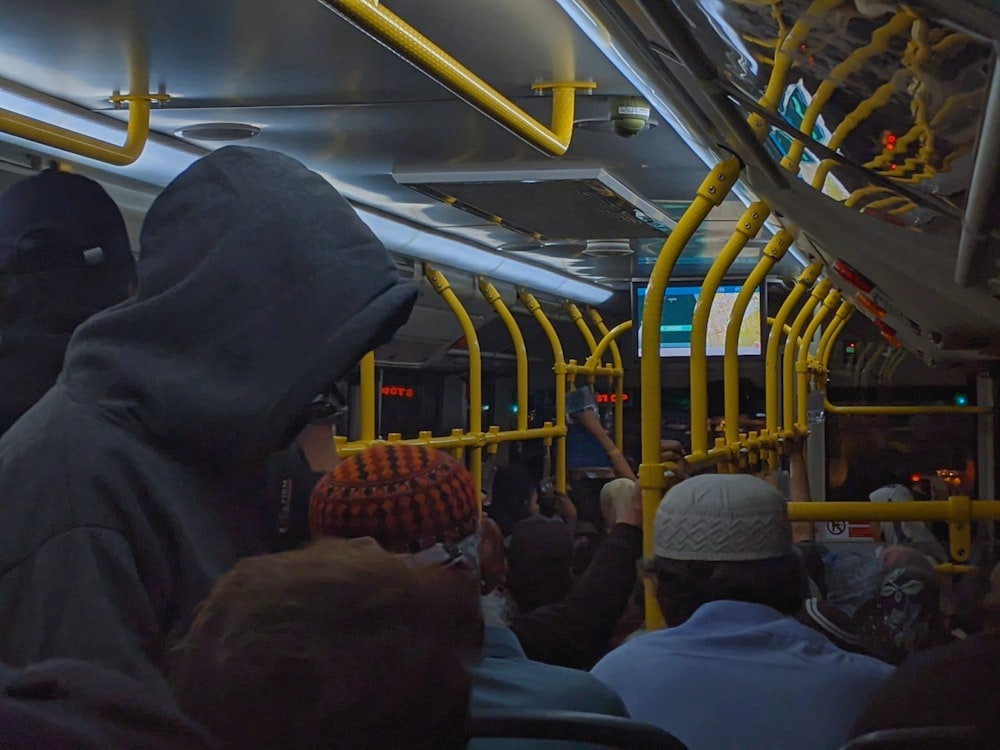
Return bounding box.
[520,291,568,494]
[359,351,377,442]
[826,308,855,369]
[641,157,742,630]
[690,201,769,456]
[565,303,600,355]
[588,307,626,450]
[817,301,855,371]
[566,302,600,388]
[820,307,854,374]
[583,321,632,452]
[426,266,483,494]
[724,231,792,447]
[796,288,842,429]
[766,263,823,439]
[783,278,833,432]
[479,278,528,432]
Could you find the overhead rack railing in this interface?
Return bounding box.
[316,0,596,157]
[632,0,1000,629]
[337,266,630,500]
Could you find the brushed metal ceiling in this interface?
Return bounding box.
[0,0,710,284]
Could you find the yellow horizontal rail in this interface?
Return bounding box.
[823,400,990,415]
[0,95,156,166]
[565,362,621,378]
[337,424,566,456]
[790,497,997,562]
[787,499,1000,523]
[319,0,595,156]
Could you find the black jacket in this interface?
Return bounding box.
[0,317,75,434]
[511,523,642,669]
[0,659,217,750]
[0,147,417,700]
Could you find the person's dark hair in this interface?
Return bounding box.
[489,465,538,537]
[644,553,803,626]
[168,538,481,750]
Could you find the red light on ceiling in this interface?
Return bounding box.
[887,134,896,144]
[910,473,922,483]
[886,143,895,151]
[874,320,902,347]
[856,293,886,319]
[832,260,875,293]
[890,164,897,170]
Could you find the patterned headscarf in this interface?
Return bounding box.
[853,567,947,664]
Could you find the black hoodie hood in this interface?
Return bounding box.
[0,170,137,435]
[60,146,416,464]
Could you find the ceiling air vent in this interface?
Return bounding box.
[393,167,675,242]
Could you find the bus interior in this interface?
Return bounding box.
[1,0,1000,745]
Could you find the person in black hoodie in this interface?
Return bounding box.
[0,169,136,435]
[0,146,417,702]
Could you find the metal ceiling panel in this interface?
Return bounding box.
[0,0,717,287]
[395,166,673,241]
[0,0,633,107]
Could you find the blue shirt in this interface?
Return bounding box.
[470,626,628,750]
[591,601,894,750]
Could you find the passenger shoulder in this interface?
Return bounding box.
[474,656,628,717]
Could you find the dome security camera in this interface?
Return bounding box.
[610,96,652,138]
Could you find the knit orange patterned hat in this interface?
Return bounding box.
[309,444,480,554]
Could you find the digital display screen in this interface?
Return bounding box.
[635,283,763,358]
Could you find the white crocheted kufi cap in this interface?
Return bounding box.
[653,474,792,561]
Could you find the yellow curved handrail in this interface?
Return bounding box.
[520,290,568,494]
[0,94,156,167]
[723,231,791,446]
[589,308,628,451]
[795,288,841,428]
[766,263,823,439]
[479,278,529,432]
[318,0,595,156]
[782,278,833,430]
[426,266,483,492]
[690,201,768,455]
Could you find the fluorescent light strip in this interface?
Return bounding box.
[554,0,809,268]
[354,207,613,305]
[0,85,614,305]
